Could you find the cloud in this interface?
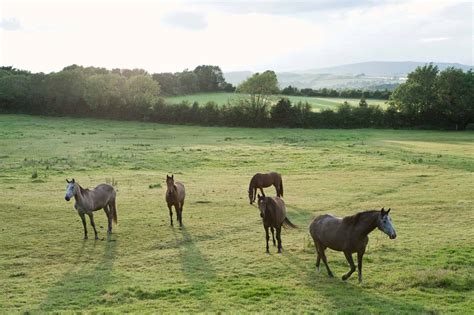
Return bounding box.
[201,0,392,15]
[162,10,207,30]
[0,17,22,31]
[420,37,450,43]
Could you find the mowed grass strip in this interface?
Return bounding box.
[164,92,388,111]
[0,114,472,313]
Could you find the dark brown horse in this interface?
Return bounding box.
[309,208,396,282]
[248,172,283,204]
[64,178,117,240]
[165,174,186,227]
[257,195,296,253]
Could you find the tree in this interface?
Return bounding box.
[271,98,294,126]
[236,70,279,107]
[84,73,127,114]
[176,70,198,94]
[359,96,368,108]
[125,75,161,117]
[152,72,178,95]
[45,68,87,114]
[193,65,226,92]
[390,64,439,121]
[436,68,473,130]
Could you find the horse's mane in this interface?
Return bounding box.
[77,184,90,195]
[249,175,256,189]
[342,210,379,226]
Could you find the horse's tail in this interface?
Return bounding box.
[111,199,118,224]
[282,217,297,229]
[279,179,284,197]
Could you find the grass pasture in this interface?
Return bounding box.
[0,115,473,313]
[164,92,388,111]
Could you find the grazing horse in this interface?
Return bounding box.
[165,175,186,227]
[248,172,283,204]
[309,208,396,283]
[64,178,117,240]
[257,195,297,253]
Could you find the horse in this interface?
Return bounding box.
[165,174,186,227]
[248,172,283,204]
[64,178,117,240]
[257,194,297,253]
[309,208,396,283]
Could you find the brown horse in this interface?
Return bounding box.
[165,174,186,227]
[257,195,297,253]
[309,208,396,282]
[64,178,117,240]
[248,172,283,204]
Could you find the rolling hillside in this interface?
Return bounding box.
[224,61,472,90]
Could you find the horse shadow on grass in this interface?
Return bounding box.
[279,251,433,314]
[285,204,316,226]
[36,238,118,312]
[172,227,216,308]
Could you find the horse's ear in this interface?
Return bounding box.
[72,178,75,183]
[381,207,385,215]
[171,175,174,180]
[166,175,169,179]
[66,179,70,183]
[387,208,391,214]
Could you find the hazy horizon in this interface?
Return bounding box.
[1,0,472,73]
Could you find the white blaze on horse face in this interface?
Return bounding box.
[65,182,75,201]
[380,214,397,239]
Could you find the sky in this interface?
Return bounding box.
[0,0,472,73]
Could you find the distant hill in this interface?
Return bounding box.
[300,61,473,77]
[224,61,472,90]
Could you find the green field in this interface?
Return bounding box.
[1,115,473,313]
[164,93,388,111]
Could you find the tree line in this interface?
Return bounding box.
[0,64,472,130]
[280,85,392,100]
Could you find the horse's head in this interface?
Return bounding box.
[377,208,396,239]
[166,174,175,192]
[65,178,76,201]
[257,194,267,218]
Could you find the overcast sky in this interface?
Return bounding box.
[0,0,472,73]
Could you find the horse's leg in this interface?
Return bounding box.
[79,212,88,240]
[178,203,183,227]
[276,226,282,253]
[274,184,280,197]
[342,251,356,281]
[264,226,270,254]
[253,187,257,203]
[104,205,112,234]
[270,227,276,246]
[319,248,334,277]
[314,241,321,271]
[167,203,173,226]
[357,248,365,283]
[259,187,265,197]
[87,213,99,240]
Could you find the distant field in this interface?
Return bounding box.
[164,93,388,111]
[1,115,473,313]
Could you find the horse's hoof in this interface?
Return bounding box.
[342,275,348,281]
[84,236,88,240]
[95,236,99,240]
[328,273,334,278]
